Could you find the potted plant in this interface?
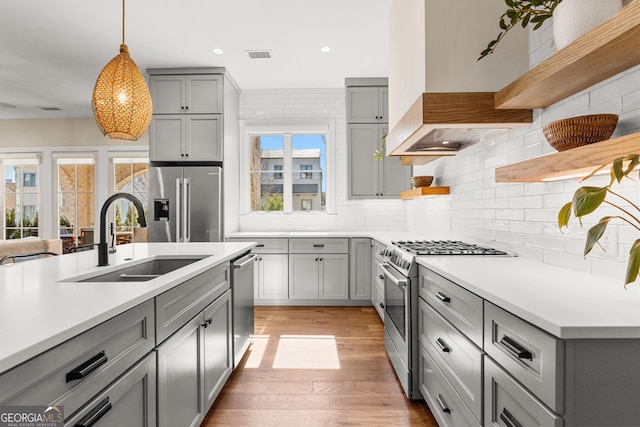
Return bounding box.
[558,155,640,286]
[479,0,622,60]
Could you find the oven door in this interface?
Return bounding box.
[381,263,409,366]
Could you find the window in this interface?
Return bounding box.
[56,157,95,251]
[3,159,40,239]
[300,165,312,179]
[273,165,283,180]
[112,157,149,245]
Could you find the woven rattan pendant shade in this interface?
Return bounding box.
[91,0,152,141]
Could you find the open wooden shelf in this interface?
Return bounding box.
[400,186,450,200]
[495,0,640,110]
[495,133,640,182]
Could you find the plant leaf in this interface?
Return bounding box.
[580,163,607,182]
[624,155,640,177]
[558,202,572,230]
[572,186,607,218]
[625,239,640,286]
[612,157,625,183]
[584,217,612,256]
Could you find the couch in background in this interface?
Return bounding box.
[0,237,63,260]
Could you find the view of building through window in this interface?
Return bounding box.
[112,158,149,244]
[3,161,40,239]
[250,134,326,213]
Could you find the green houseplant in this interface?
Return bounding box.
[479,0,562,60]
[558,155,640,286]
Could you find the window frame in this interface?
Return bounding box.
[2,156,42,239]
[239,120,336,215]
[109,154,150,244]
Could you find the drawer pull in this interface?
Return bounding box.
[436,394,451,413]
[75,397,112,427]
[435,292,451,303]
[499,407,522,427]
[500,336,533,361]
[436,338,451,353]
[66,351,108,382]
[313,244,325,248]
[379,302,385,309]
[379,274,384,280]
[256,244,265,248]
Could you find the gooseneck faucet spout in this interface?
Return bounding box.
[98,193,147,266]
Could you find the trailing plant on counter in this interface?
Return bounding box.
[558,155,640,286]
[479,0,562,60]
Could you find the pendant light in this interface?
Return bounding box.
[92,0,152,141]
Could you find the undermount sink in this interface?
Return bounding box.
[67,256,207,283]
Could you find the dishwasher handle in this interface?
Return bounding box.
[234,253,258,269]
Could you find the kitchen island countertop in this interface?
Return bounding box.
[0,242,254,374]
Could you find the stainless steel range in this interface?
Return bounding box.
[379,239,509,400]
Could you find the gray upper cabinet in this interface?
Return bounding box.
[150,74,222,114]
[346,80,410,199]
[348,123,410,199]
[347,86,389,123]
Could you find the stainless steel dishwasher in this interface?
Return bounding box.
[230,252,257,368]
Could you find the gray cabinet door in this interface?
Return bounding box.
[157,314,205,427]
[204,290,233,410]
[150,75,186,114]
[350,238,371,300]
[150,115,185,161]
[379,87,389,123]
[186,115,222,161]
[258,254,289,300]
[64,353,157,427]
[379,124,411,198]
[319,254,349,299]
[186,75,223,114]
[289,254,319,299]
[347,87,380,123]
[347,124,379,198]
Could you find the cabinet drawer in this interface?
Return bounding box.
[156,263,230,343]
[484,356,562,427]
[419,266,483,347]
[373,239,386,262]
[228,237,288,253]
[0,300,154,418]
[418,343,481,427]
[419,298,483,422]
[484,302,564,413]
[288,238,349,254]
[64,352,157,427]
[373,282,384,320]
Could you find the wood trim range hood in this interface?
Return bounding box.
[387,92,532,159]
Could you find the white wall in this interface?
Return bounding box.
[407,20,640,282]
[238,88,407,231]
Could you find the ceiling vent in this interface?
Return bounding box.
[247,50,271,59]
[38,106,62,111]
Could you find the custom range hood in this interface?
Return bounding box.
[386,92,532,159]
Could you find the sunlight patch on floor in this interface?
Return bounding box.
[244,335,269,368]
[273,335,340,369]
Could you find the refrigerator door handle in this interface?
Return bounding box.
[176,178,182,242]
[184,178,191,242]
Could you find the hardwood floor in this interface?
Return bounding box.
[202,306,437,426]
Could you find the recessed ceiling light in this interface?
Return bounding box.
[320,46,331,53]
[213,48,224,55]
[442,140,451,144]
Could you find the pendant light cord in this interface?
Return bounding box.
[121,0,125,45]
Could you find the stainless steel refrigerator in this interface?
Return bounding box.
[148,166,223,242]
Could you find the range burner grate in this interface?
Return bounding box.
[392,240,508,256]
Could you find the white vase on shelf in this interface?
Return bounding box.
[552,0,623,50]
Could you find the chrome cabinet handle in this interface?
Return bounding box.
[436,394,451,414]
[499,407,522,427]
[75,397,112,427]
[500,335,533,361]
[436,338,451,353]
[66,351,108,382]
[436,291,451,303]
[313,244,325,248]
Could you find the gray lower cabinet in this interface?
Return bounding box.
[349,238,371,300]
[64,353,157,427]
[289,253,349,300]
[256,254,288,301]
[157,289,232,427]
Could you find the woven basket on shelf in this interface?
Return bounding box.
[411,176,433,188]
[542,114,618,152]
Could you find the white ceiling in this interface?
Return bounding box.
[0,0,392,119]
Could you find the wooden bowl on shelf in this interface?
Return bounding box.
[411,176,433,188]
[542,114,618,152]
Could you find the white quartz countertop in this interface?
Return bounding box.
[416,256,640,339]
[226,230,419,246]
[0,242,254,374]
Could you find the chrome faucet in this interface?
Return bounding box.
[98,193,147,266]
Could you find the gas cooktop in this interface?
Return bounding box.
[392,240,508,256]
